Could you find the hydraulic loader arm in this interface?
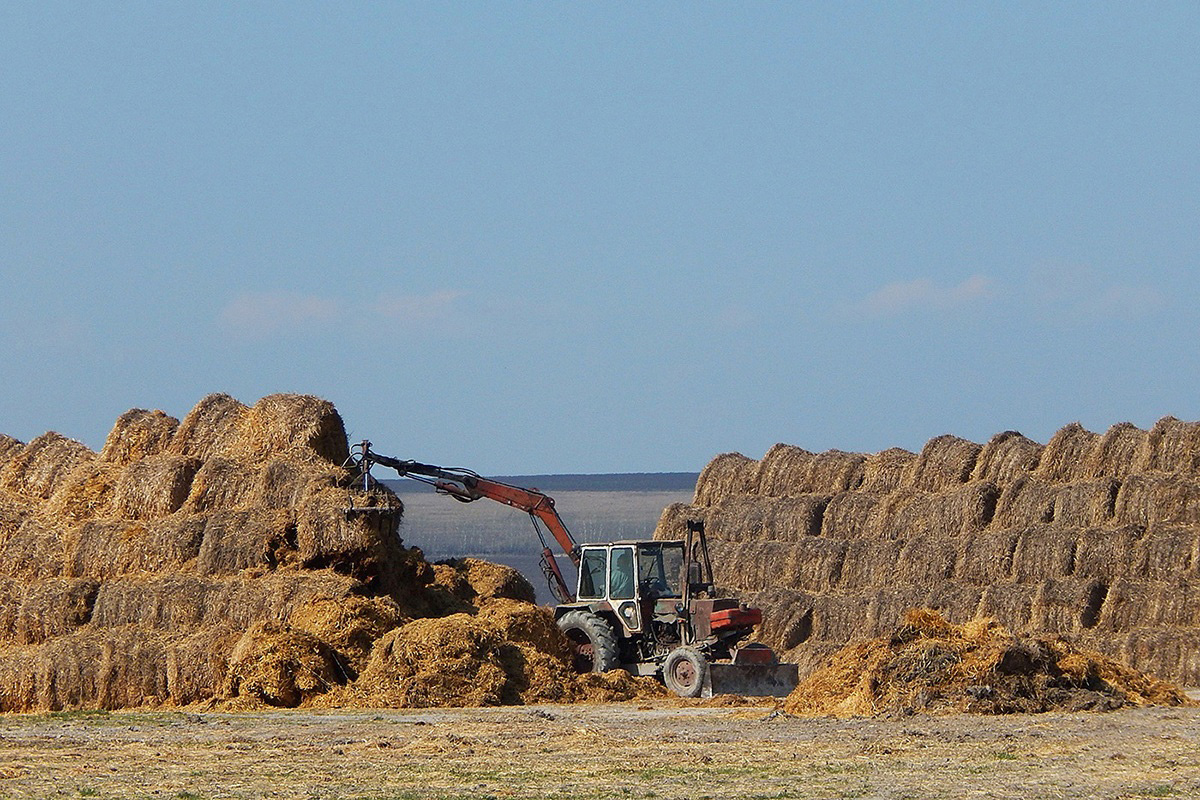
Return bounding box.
[350,442,579,602]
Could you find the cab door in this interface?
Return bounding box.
[607,546,641,633]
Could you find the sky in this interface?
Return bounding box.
[2,3,1198,473]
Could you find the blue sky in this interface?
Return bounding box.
[2,3,1198,473]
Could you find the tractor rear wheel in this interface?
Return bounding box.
[663,646,709,698]
[557,610,620,673]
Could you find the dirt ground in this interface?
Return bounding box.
[1,700,1199,800]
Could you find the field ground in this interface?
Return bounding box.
[2,701,1199,800]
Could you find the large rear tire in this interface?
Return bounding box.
[663,646,709,698]
[557,610,620,674]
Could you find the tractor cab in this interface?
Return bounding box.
[571,541,687,637]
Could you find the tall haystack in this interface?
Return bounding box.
[0,393,614,712]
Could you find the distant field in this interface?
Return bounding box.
[389,477,695,603]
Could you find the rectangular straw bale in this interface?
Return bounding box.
[1114,473,1200,527]
[803,450,866,495]
[227,393,351,467]
[94,627,172,709]
[1084,422,1150,479]
[1030,578,1096,633]
[693,452,759,506]
[706,541,778,591]
[702,497,770,543]
[113,454,201,520]
[1034,423,1100,483]
[821,492,880,539]
[971,431,1043,485]
[166,625,241,705]
[0,432,95,500]
[98,409,178,466]
[754,444,815,497]
[6,578,99,645]
[867,586,933,636]
[167,393,248,462]
[993,476,1058,529]
[183,457,260,513]
[296,483,406,581]
[1095,577,1148,631]
[778,539,848,593]
[1140,579,1200,628]
[895,532,959,584]
[0,633,103,711]
[810,593,871,643]
[745,589,817,651]
[955,529,1020,584]
[0,490,38,540]
[1073,525,1142,582]
[651,502,704,541]
[1146,416,1200,475]
[256,457,330,510]
[90,574,211,629]
[44,460,120,524]
[975,583,1034,632]
[1052,478,1119,527]
[836,538,904,591]
[0,518,68,579]
[705,495,831,543]
[1118,628,1200,686]
[902,435,981,492]
[874,482,999,540]
[1128,525,1198,579]
[1010,525,1081,582]
[197,509,295,575]
[922,582,983,623]
[860,448,917,494]
[69,517,206,579]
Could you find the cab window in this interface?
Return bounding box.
[577,549,607,600]
[608,547,635,600]
[637,543,683,597]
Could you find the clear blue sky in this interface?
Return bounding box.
[2,3,1198,473]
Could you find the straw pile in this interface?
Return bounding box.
[783,609,1190,716]
[659,416,1200,686]
[0,394,656,712]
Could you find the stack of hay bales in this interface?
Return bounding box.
[0,394,656,712]
[657,418,1200,685]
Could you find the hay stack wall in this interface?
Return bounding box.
[0,394,647,712]
[656,417,1200,686]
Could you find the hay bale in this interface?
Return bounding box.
[0,578,98,645]
[197,510,295,575]
[821,492,881,539]
[993,476,1058,529]
[867,586,935,637]
[1094,577,1148,632]
[226,622,345,707]
[295,481,405,581]
[873,482,999,540]
[902,435,981,492]
[754,444,815,497]
[971,431,1042,485]
[955,529,1020,585]
[90,574,211,629]
[651,502,705,541]
[976,583,1034,632]
[1128,525,1198,580]
[794,450,865,495]
[837,539,905,591]
[895,532,959,585]
[1146,416,1200,475]
[44,460,121,524]
[112,454,200,520]
[255,457,336,510]
[1030,578,1101,633]
[1085,422,1150,479]
[860,448,917,494]
[183,457,259,512]
[166,626,242,706]
[922,582,984,624]
[1115,473,1200,527]
[69,517,206,578]
[1010,525,1081,582]
[0,432,95,500]
[98,409,178,466]
[779,539,848,593]
[1035,423,1100,483]
[0,435,23,471]
[704,495,829,543]
[0,518,68,579]
[693,453,758,506]
[227,394,351,467]
[809,593,872,643]
[1073,525,1141,582]
[1053,479,1120,527]
[1119,628,1200,686]
[168,393,249,461]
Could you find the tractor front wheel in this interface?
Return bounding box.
[557,610,620,673]
[662,646,709,698]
